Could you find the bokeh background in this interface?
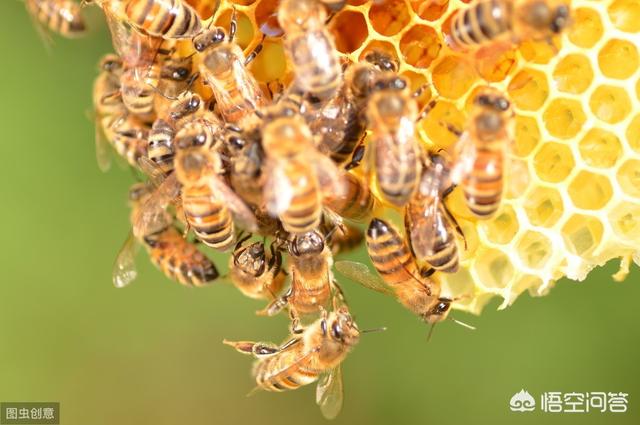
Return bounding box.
[1,2,639,424]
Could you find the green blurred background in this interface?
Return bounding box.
[1,2,639,424]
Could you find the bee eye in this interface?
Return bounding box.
[195,42,205,52]
[228,136,245,149]
[321,320,328,336]
[437,302,450,313]
[214,30,225,42]
[331,322,343,340]
[172,68,189,80]
[393,78,407,90]
[373,80,386,91]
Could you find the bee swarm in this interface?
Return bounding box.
[32,0,640,418]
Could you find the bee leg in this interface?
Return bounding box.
[223,340,287,358]
[228,7,238,42]
[235,231,252,250]
[442,122,463,137]
[289,314,304,335]
[331,280,348,310]
[267,241,283,275]
[416,99,438,123]
[412,83,432,99]
[441,185,468,250]
[256,287,291,317]
[244,35,266,66]
[344,143,365,171]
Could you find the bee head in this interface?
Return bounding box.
[175,148,212,185]
[475,91,511,113]
[175,122,212,151]
[372,75,408,93]
[323,307,360,345]
[289,231,325,257]
[100,54,122,73]
[170,93,202,122]
[234,242,267,276]
[193,27,226,52]
[424,298,452,324]
[364,51,398,73]
[278,0,326,32]
[551,4,570,33]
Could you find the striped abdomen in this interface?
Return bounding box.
[448,0,513,50]
[182,184,235,251]
[405,199,459,273]
[145,227,219,286]
[26,0,86,38]
[323,172,374,222]
[254,349,319,392]
[110,118,148,167]
[366,218,422,288]
[121,68,157,115]
[313,97,366,165]
[124,0,202,39]
[201,46,265,125]
[287,31,341,103]
[374,133,420,208]
[462,137,504,218]
[279,161,322,234]
[148,119,175,174]
[289,262,332,315]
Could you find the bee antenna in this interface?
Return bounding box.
[451,317,476,331]
[360,327,387,334]
[427,322,436,342]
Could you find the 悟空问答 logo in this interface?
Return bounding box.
[510,389,536,412]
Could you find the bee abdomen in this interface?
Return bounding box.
[125,0,202,39]
[449,0,512,49]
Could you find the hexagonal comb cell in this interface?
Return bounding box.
[568,7,604,48]
[598,39,639,80]
[513,115,541,157]
[534,142,575,183]
[524,186,564,228]
[543,99,587,139]
[473,248,515,290]
[616,160,640,199]
[400,25,440,68]
[607,0,640,33]
[568,171,614,210]
[505,159,531,200]
[578,129,623,169]
[368,0,411,36]
[216,9,254,49]
[609,202,640,241]
[432,56,477,99]
[561,214,604,257]
[589,86,632,124]
[410,0,449,21]
[474,43,518,83]
[553,54,594,95]
[507,69,549,111]
[480,205,519,245]
[330,11,369,53]
[255,0,282,37]
[626,115,640,153]
[516,231,553,269]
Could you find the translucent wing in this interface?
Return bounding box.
[264,162,294,216]
[113,231,140,288]
[451,132,475,184]
[94,116,113,172]
[334,261,395,297]
[316,364,344,420]
[132,172,180,238]
[208,174,259,232]
[409,199,450,260]
[314,152,345,197]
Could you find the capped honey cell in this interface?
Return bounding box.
[589,86,632,124]
[553,54,594,95]
[543,99,586,139]
[568,7,604,48]
[578,128,623,169]
[607,0,640,33]
[598,39,639,80]
[568,171,614,210]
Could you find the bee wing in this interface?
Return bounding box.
[409,200,447,260]
[451,132,475,184]
[314,153,345,197]
[132,173,180,238]
[264,163,294,216]
[112,231,140,288]
[334,261,395,297]
[94,117,113,173]
[137,156,167,189]
[208,174,259,232]
[316,364,344,420]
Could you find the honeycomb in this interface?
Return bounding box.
[178,0,640,315]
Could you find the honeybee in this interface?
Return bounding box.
[25,0,86,41]
[278,0,342,108]
[279,231,336,323]
[113,183,219,288]
[195,11,266,125]
[147,119,175,175]
[225,126,265,206]
[175,146,258,251]
[405,154,464,273]
[228,234,285,302]
[224,306,360,419]
[108,115,150,167]
[262,113,342,234]
[336,218,453,324]
[91,0,202,40]
[452,88,513,218]
[92,54,126,172]
[320,0,347,13]
[446,0,571,51]
[366,74,422,208]
[322,171,375,223]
